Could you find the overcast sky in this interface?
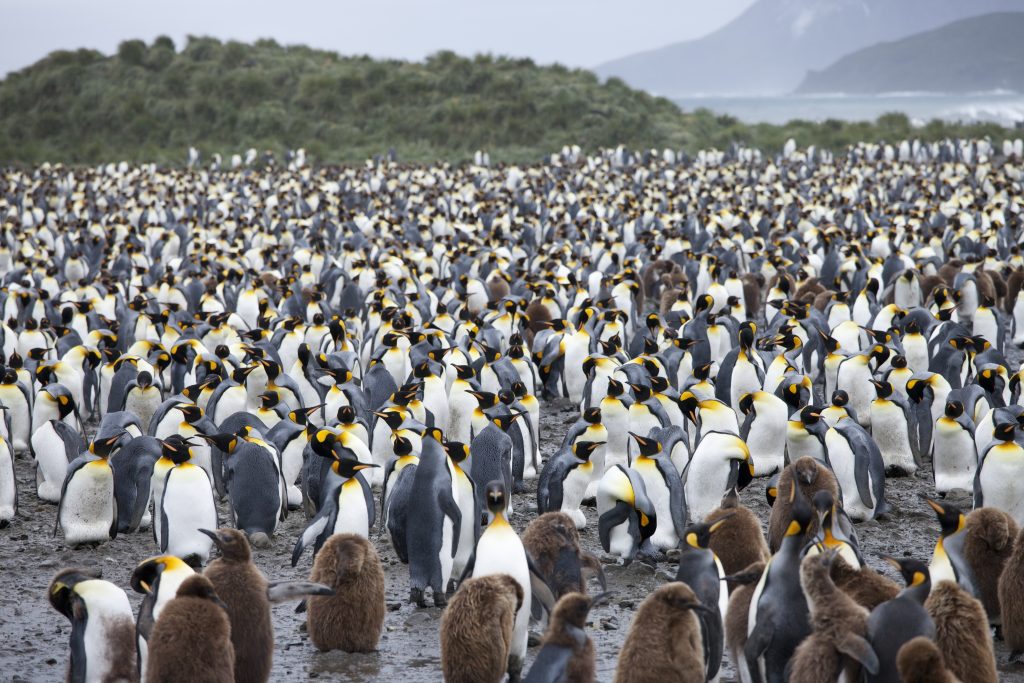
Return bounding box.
[2,0,755,76]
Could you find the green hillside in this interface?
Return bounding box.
[797,12,1024,94]
[0,36,1014,164]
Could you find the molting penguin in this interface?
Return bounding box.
[896,637,960,683]
[998,524,1024,662]
[961,506,1019,626]
[522,512,605,600]
[924,579,998,683]
[48,568,138,683]
[524,592,600,683]
[705,487,771,578]
[56,438,119,547]
[306,532,384,652]
[767,456,838,552]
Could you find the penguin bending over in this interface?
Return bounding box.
[522,512,606,600]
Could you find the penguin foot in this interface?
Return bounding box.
[433,591,447,608]
[581,496,596,507]
[1010,650,1024,665]
[994,625,1003,641]
[410,587,427,608]
[512,481,527,494]
[446,579,457,596]
[249,532,271,549]
[527,632,542,647]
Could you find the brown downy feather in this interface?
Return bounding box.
[307,533,385,653]
[146,575,235,683]
[789,552,876,683]
[705,488,769,580]
[768,457,839,552]
[725,561,767,681]
[201,528,272,683]
[538,593,596,683]
[897,637,962,683]
[614,582,705,683]
[741,274,762,317]
[522,512,604,598]
[830,555,899,611]
[794,278,825,303]
[659,286,686,318]
[1000,526,1024,659]
[925,581,997,683]
[441,574,523,683]
[973,270,996,307]
[487,274,510,301]
[1004,267,1024,314]
[962,507,1019,623]
[920,274,944,303]
[813,290,836,312]
[938,260,964,285]
[525,298,552,335]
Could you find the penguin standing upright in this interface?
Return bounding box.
[440,574,523,683]
[292,456,377,564]
[628,432,686,551]
[463,481,536,681]
[976,421,1024,526]
[145,575,235,683]
[406,429,462,607]
[825,417,889,521]
[675,518,731,682]
[48,568,138,683]
[306,533,385,653]
[56,438,119,547]
[597,464,658,562]
[869,379,919,475]
[615,582,708,683]
[0,420,12,527]
[684,432,752,521]
[745,492,813,683]
[866,558,936,683]
[932,400,977,494]
[537,440,603,529]
[159,436,217,565]
[198,528,272,683]
[999,524,1024,663]
[738,391,788,477]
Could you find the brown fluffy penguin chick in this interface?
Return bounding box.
[830,554,900,611]
[147,575,235,683]
[307,533,385,652]
[199,528,272,683]
[789,550,878,682]
[530,592,596,683]
[925,581,997,683]
[522,512,605,598]
[725,560,766,679]
[441,574,523,683]
[999,526,1024,662]
[897,637,962,683]
[962,507,1019,624]
[767,457,838,552]
[1005,267,1024,314]
[615,582,706,683]
[705,488,770,580]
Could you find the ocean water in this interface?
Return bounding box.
[673,92,1024,127]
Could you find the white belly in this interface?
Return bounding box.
[561,461,594,529]
[871,404,917,474]
[932,422,976,494]
[825,429,874,521]
[33,423,72,502]
[332,481,370,538]
[473,525,531,661]
[60,462,115,545]
[634,461,677,550]
[161,465,217,563]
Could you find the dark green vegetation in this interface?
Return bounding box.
[797,12,1024,94]
[0,36,1016,165]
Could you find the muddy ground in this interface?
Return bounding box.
[3,399,1024,682]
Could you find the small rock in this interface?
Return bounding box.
[600,616,619,631]
[387,602,401,612]
[618,600,635,609]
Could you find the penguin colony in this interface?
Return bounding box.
[3,138,1024,681]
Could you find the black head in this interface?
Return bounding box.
[485,480,507,516]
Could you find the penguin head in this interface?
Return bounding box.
[510,381,529,400]
[923,497,965,537]
[336,405,357,425]
[649,376,669,394]
[48,568,103,619]
[89,430,126,458]
[170,402,201,423]
[258,391,280,409]
[994,420,1017,443]
[869,344,890,366]
[692,363,713,382]
[160,435,195,464]
[198,528,253,563]
[51,391,76,419]
[452,364,475,381]
[232,365,257,384]
[490,411,524,432]
[174,574,229,611]
[684,515,731,550]
[467,391,498,409]
[738,322,756,348]
[393,435,414,457]
[870,379,893,399]
[629,383,652,402]
[830,390,850,408]
[630,432,661,457]
[677,391,699,423]
[195,432,237,454]
[582,407,602,425]
[444,440,470,464]
[739,393,756,416]
[881,556,930,590]
[484,480,508,517]
[606,378,625,398]
[890,354,908,370]
[573,440,604,462]
[331,456,379,480]
[978,366,1000,393]
[131,555,194,596]
[136,371,153,389]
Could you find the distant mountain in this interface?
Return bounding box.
[795,12,1024,94]
[595,0,1022,97]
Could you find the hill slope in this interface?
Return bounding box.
[0,37,694,164]
[0,37,1014,164]
[796,12,1024,94]
[595,0,1022,97]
